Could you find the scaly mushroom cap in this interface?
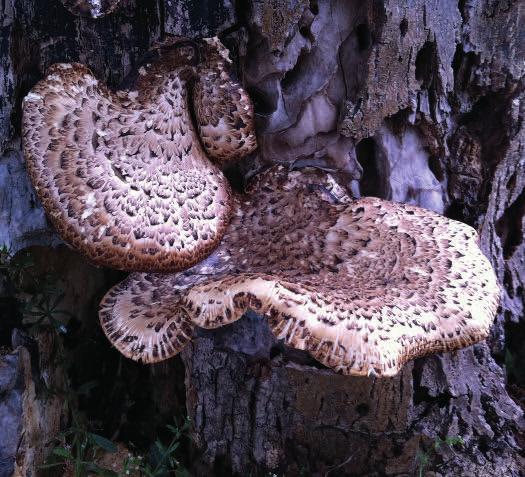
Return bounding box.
[99,167,500,376]
[60,0,121,18]
[193,37,257,167]
[22,39,256,272]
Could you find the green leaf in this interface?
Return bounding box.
[39,462,67,469]
[416,451,429,465]
[52,447,73,459]
[85,462,119,476]
[155,440,166,453]
[168,442,180,452]
[23,310,46,317]
[88,433,117,453]
[142,468,155,477]
[50,292,65,310]
[175,468,192,477]
[53,309,75,318]
[445,436,464,446]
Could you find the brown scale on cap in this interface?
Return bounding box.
[60,0,121,18]
[22,38,256,272]
[99,166,500,377]
[193,38,257,167]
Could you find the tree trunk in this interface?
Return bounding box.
[182,1,525,474]
[0,0,524,476]
[0,329,67,476]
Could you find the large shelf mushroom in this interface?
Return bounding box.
[22,38,256,272]
[60,0,121,18]
[99,166,500,377]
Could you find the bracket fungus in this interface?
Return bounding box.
[60,0,121,18]
[22,38,256,272]
[99,167,500,377]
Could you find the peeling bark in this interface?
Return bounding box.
[0,330,67,477]
[181,0,525,474]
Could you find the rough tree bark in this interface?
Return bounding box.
[0,0,524,476]
[183,1,525,475]
[0,330,67,476]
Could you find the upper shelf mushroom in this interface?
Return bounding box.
[99,166,500,377]
[60,0,121,18]
[22,38,256,272]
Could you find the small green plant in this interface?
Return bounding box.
[0,245,73,334]
[0,244,33,288]
[416,435,464,477]
[123,419,191,477]
[20,282,73,333]
[43,384,191,477]
[4,245,192,476]
[43,428,118,477]
[42,381,119,477]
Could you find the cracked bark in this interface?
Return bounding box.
[182,1,525,475]
[0,0,524,476]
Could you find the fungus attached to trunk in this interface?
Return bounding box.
[99,167,500,377]
[193,38,257,167]
[60,0,121,18]
[22,38,256,272]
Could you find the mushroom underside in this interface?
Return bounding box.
[99,167,500,377]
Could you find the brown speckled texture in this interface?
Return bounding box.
[194,38,257,167]
[99,167,500,376]
[22,38,256,272]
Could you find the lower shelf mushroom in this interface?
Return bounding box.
[99,167,500,377]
